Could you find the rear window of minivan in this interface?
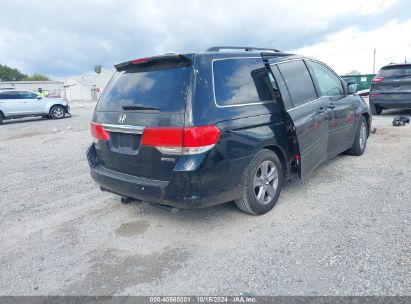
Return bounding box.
[97,64,192,112]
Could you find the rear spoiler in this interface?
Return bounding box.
[115,54,192,72]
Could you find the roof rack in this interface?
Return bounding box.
[206,46,281,52]
[0,87,15,90]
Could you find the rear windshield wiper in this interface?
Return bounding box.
[122,105,160,111]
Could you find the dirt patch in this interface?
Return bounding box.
[116,220,150,237]
[66,247,190,295]
[5,132,43,140]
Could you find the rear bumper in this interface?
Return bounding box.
[87,144,248,209]
[370,98,411,109]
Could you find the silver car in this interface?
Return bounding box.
[0,89,70,124]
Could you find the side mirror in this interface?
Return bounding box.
[37,96,42,99]
[347,83,358,94]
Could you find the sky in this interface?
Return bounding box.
[0,0,410,80]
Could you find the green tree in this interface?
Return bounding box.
[22,73,50,81]
[94,64,103,74]
[347,70,361,75]
[0,64,28,81]
[0,64,50,81]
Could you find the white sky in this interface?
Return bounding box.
[295,19,411,74]
[0,0,410,78]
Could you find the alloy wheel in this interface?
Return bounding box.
[253,160,279,205]
[52,107,64,118]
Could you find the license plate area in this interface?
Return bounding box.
[390,94,404,99]
[383,93,411,99]
[109,132,142,154]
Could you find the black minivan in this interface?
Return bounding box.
[87,47,371,215]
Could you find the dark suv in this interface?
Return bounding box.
[370,63,411,115]
[87,46,371,215]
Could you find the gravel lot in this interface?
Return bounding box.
[0,101,410,296]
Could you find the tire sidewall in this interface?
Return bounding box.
[244,150,284,215]
[370,103,382,115]
[50,106,65,119]
[355,116,367,155]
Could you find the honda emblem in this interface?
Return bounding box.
[118,114,126,124]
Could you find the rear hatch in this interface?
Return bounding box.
[92,54,193,181]
[371,64,411,99]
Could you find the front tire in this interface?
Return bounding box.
[50,105,66,119]
[348,116,368,156]
[235,149,284,215]
[0,113,3,125]
[370,103,382,115]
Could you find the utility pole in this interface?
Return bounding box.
[373,48,376,74]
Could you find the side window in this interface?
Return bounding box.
[309,61,344,96]
[277,60,317,107]
[269,65,294,110]
[267,72,282,101]
[18,91,38,99]
[213,58,273,106]
[0,91,20,100]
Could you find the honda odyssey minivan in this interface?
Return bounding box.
[87,47,371,215]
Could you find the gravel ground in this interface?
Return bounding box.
[0,101,410,296]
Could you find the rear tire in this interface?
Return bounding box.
[0,113,3,125]
[235,149,284,215]
[49,105,66,119]
[370,104,382,115]
[348,116,368,156]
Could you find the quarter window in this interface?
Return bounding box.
[213,58,273,106]
[309,61,344,96]
[277,60,317,107]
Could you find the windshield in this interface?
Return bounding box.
[96,65,192,112]
[378,66,411,78]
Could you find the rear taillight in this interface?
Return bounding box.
[141,125,221,155]
[372,77,384,83]
[91,122,109,141]
[369,93,380,99]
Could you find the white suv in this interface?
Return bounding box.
[0,89,70,124]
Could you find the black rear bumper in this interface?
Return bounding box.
[87,144,246,209]
[370,98,411,109]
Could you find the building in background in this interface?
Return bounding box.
[96,68,115,92]
[63,75,97,101]
[63,68,115,102]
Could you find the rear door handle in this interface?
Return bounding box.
[328,103,335,109]
[318,107,327,113]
